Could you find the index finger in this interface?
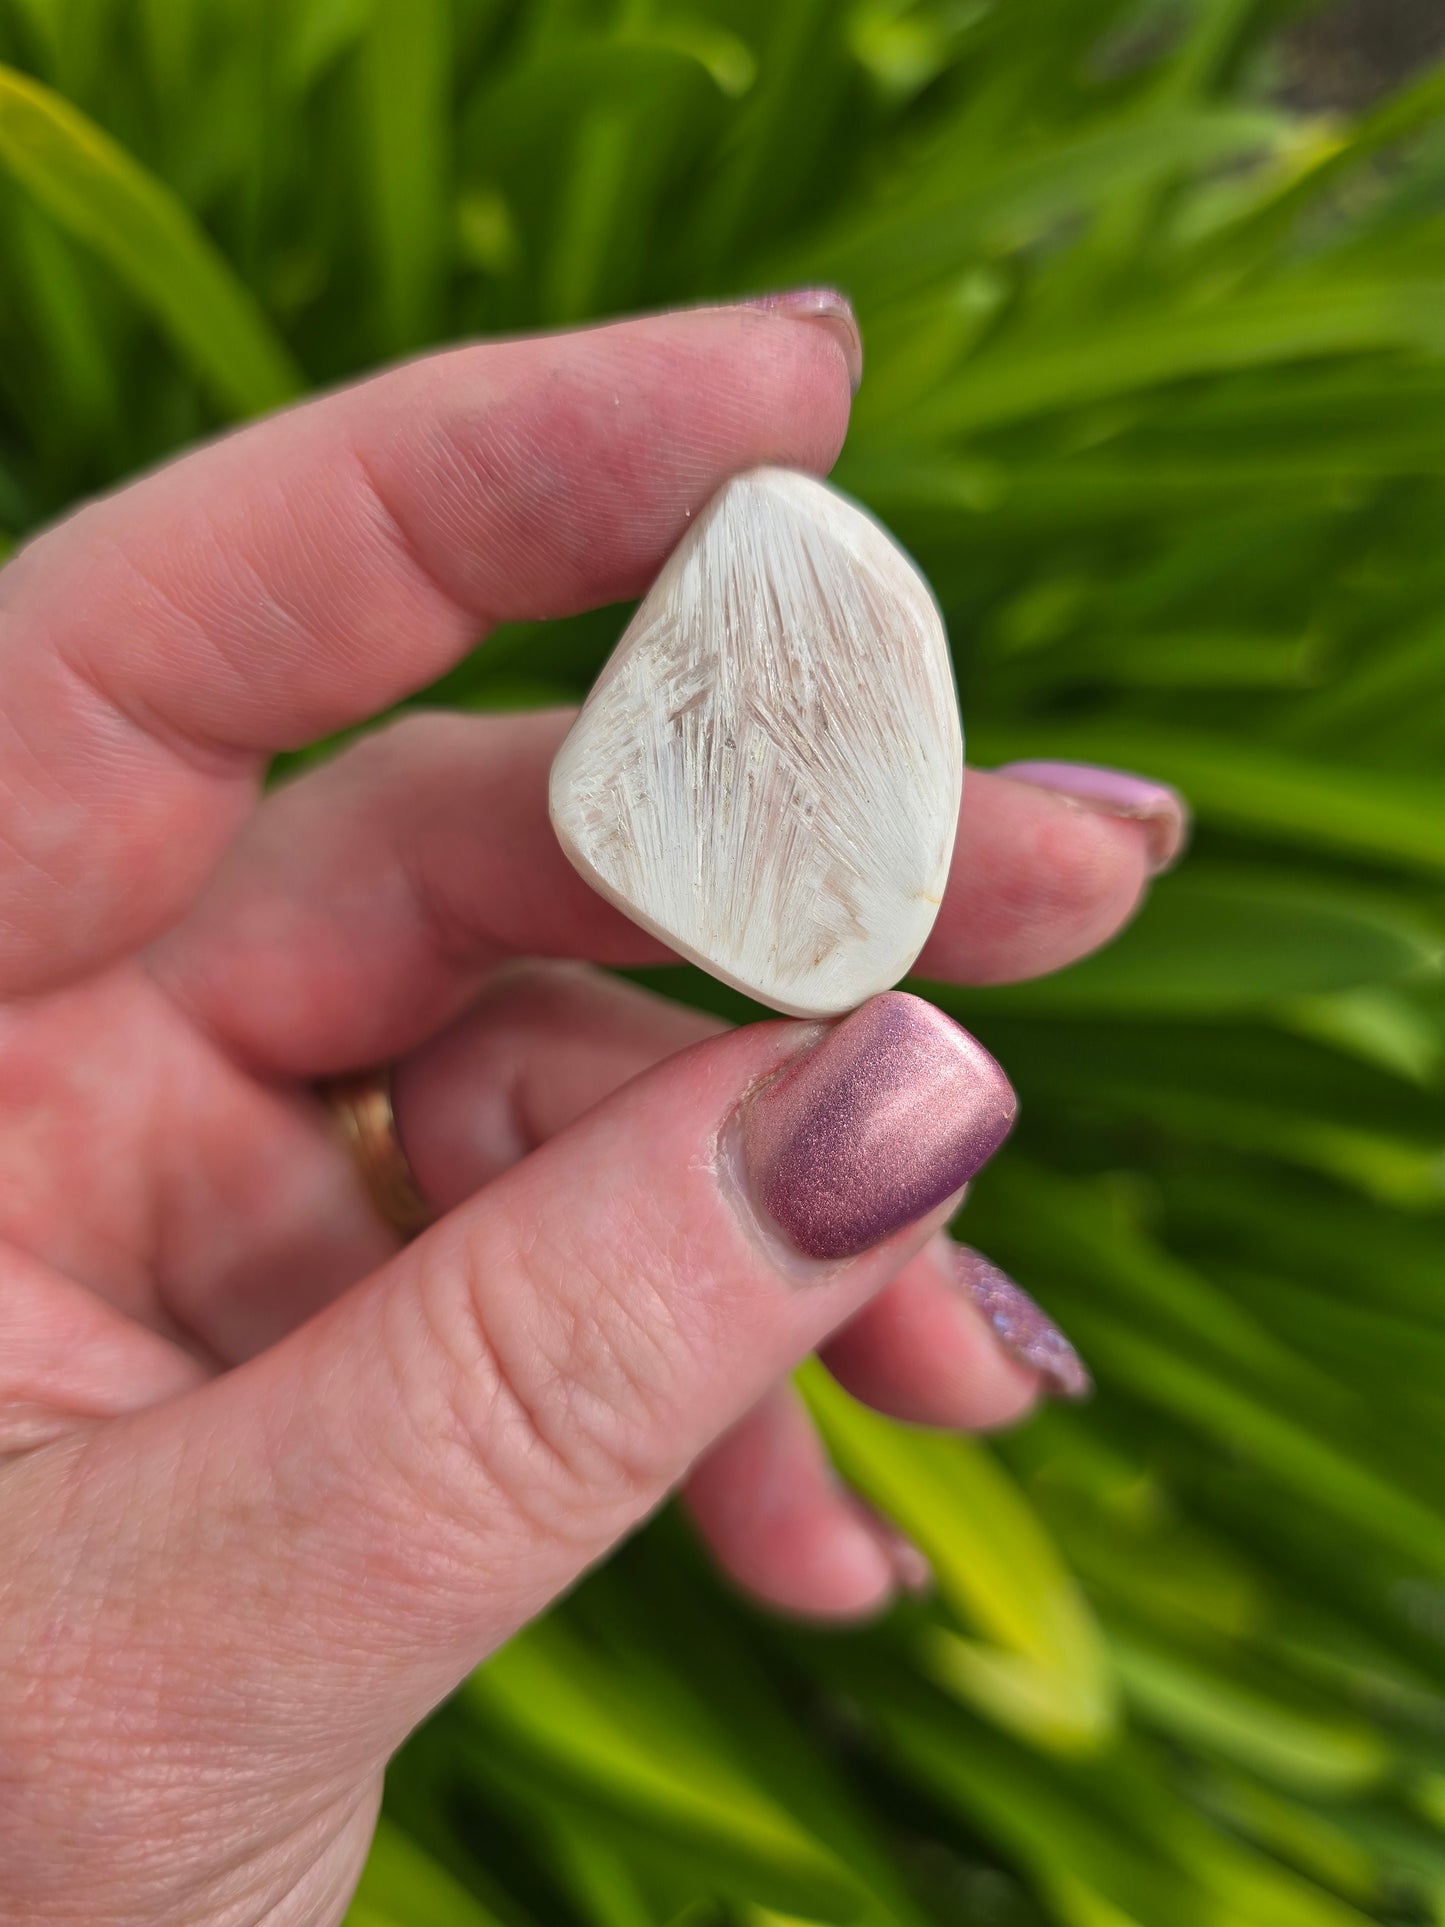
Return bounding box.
[0,305,854,995]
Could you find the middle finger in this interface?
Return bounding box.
[150,705,1169,1077]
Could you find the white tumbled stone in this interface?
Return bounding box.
[548,467,963,1017]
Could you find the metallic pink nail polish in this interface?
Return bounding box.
[996,760,1190,875]
[739,288,864,392]
[953,1245,1091,1400]
[740,992,1016,1261]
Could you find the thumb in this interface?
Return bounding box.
[35,995,1012,1787]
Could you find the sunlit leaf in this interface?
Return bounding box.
[343,1819,507,1927]
[463,1619,865,1919]
[0,63,299,413]
[1111,1633,1389,1795]
[800,1361,1117,1753]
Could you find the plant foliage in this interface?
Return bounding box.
[1,1,1443,1921]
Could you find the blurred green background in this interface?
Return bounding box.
[3,1,1445,1922]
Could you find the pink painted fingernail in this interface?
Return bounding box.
[996,761,1190,875]
[740,992,1016,1262]
[953,1245,1091,1400]
[850,1497,934,1598]
[739,287,864,392]
[874,1517,934,1597]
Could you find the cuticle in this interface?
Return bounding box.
[716,1111,853,1283]
[711,1021,840,1279]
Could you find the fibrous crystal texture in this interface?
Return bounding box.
[549,467,963,1017]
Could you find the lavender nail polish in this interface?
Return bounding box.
[852,1501,934,1597]
[740,992,1016,1261]
[953,1245,1091,1400]
[996,760,1189,875]
[739,287,864,392]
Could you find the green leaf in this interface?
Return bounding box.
[1111,1634,1389,1795]
[548,1821,655,1927]
[345,1818,506,1927]
[1278,988,1443,1085]
[140,0,197,100]
[5,196,121,464]
[935,866,1440,1016]
[875,1689,1375,1927]
[1199,60,1445,268]
[968,723,1445,878]
[0,63,299,414]
[811,109,1284,312]
[1199,1768,1378,1902]
[282,0,375,96]
[463,1619,864,1920]
[799,1361,1117,1753]
[916,277,1445,438]
[1067,1306,1445,1579]
[1036,629,1321,692]
[354,0,450,351]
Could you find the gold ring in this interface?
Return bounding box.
[325,1069,435,1238]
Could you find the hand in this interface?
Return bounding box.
[0,305,1182,1925]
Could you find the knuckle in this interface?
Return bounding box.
[396,1207,699,1558]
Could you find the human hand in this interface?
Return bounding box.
[0,303,1184,1925]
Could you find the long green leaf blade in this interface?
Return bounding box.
[0,63,300,414]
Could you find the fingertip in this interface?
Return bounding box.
[712,1516,900,1625]
[683,1384,900,1623]
[759,1508,899,1623]
[723,301,857,455]
[821,1239,1045,1433]
[359,306,856,625]
[733,288,864,395]
[952,1243,1092,1404]
[850,1498,934,1599]
[922,768,1155,984]
[995,761,1189,877]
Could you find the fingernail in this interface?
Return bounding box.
[740,992,1016,1262]
[739,287,864,392]
[852,1500,934,1598]
[996,761,1190,875]
[952,1245,1091,1400]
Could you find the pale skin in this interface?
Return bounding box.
[0,309,1162,1925]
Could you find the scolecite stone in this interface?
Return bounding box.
[549,467,964,1017]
